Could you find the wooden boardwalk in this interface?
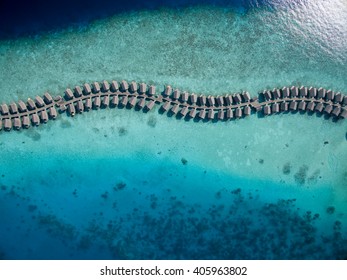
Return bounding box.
[0,80,346,131]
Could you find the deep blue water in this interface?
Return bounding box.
[0,0,249,39]
[1,0,294,39]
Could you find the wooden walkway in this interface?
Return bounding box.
[0,80,346,131]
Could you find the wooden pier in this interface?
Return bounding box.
[0,80,346,131]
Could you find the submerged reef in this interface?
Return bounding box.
[49,190,347,259]
[0,80,346,131]
[2,183,346,260]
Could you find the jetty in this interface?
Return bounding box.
[0,80,346,131]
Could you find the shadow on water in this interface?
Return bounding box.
[0,0,249,39]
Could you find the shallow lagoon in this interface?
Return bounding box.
[0,0,346,259]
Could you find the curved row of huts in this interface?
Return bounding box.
[0,80,346,131]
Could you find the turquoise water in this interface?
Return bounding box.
[0,0,346,259]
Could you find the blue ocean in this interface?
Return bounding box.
[0,0,346,260]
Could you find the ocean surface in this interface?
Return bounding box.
[0,0,346,259]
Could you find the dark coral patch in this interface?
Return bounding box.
[326,206,335,215]
[114,181,126,191]
[118,127,128,136]
[28,205,37,212]
[294,165,309,185]
[282,162,291,175]
[147,116,157,128]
